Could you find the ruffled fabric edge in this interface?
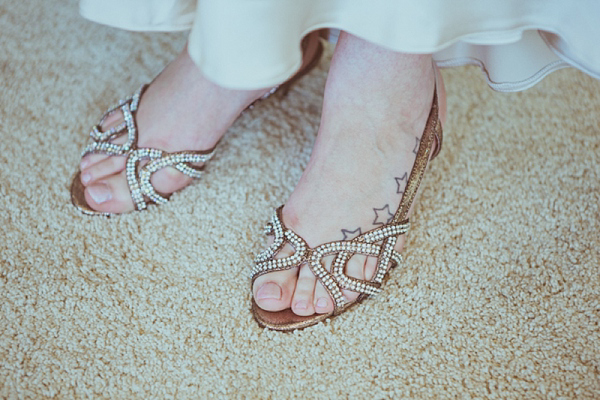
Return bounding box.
[79,0,600,91]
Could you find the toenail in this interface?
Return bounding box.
[87,184,112,204]
[81,173,91,184]
[256,283,282,300]
[295,301,308,310]
[80,159,90,169]
[316,298,328,308]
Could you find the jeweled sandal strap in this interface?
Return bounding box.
[252,207,309,276]
[252,207,408,312]
[82,85,146,157]
[126,147,216,211]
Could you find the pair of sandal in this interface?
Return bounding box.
[71,38,443,332]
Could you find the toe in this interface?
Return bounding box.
[342,254,378,303]
[394,235,406,255]
[80,155,127,186]
[100,109,125,131]
[150,166,194,196]
[83,171,135,213]
[255,282,283,301]
[342,255,368,303]
[253,269,298,312]
[313,282,334,314]
[253,244,298,312]
[290,264,317,316]
[80,111,130,171]
[364,256,378,281]
[80,153,109,171]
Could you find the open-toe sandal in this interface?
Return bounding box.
[71,32,325,216]
[251,83,443,331]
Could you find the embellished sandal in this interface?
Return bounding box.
[251,84,443,331]
[71,33,325,216]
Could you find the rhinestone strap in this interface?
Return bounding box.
[253,210,309,273]
[252,207,408,313]
[80,84,216,211]
[82,86,144,157]
[126,148,215,211]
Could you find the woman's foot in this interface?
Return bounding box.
[78,45,271,214]
[252,32,446,317]
[78,34,323,214]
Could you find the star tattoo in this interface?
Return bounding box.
[412,136,421,155]
[341,227,362,240]
[395,172,408,194]
[373,204,394,225]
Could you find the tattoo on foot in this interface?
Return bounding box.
[395,172,408,194]
[373,204,394,226]
[341,227,362,240]
[412,136,421,155]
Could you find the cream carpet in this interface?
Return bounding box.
[1,1,599,398]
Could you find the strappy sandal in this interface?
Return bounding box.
[70,32,325,216]
[251,84,443,331]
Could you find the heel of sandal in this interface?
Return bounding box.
[277,30,325,97]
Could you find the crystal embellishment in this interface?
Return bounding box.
[252,206,409,313]
[80,85,216,211]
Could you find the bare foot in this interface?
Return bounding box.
[252,32,446,318]
[77,45,271,214]
[78,34,323,214]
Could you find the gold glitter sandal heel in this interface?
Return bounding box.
[71,34,324,216]
[251,82,443,331]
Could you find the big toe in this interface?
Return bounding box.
[83,171,135,214]
[252,268,298,312]
[256,282,282,300]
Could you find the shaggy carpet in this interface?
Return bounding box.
[1,1,599,398]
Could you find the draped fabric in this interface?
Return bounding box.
[80,0,600,91]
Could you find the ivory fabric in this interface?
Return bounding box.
[79,0,600,90]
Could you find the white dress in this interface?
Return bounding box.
[79,0,600,91]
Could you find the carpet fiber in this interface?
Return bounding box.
[1,1,599,398]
